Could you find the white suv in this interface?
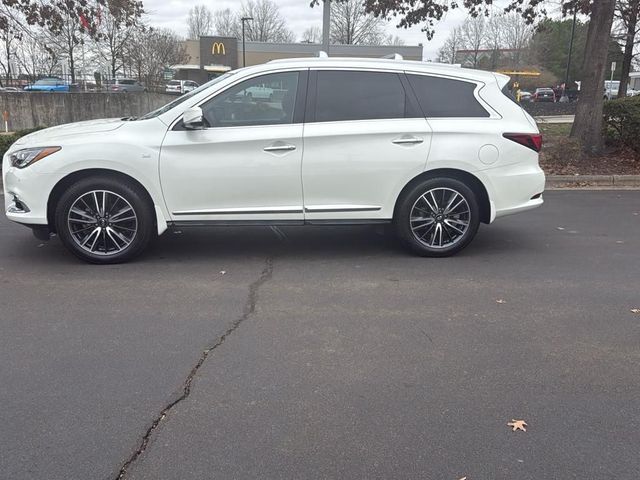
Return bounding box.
[3,57,545,263]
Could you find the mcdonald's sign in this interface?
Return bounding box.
[212,42,226,56]
[200,36,238,71]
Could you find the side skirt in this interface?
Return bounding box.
[169,219,392,228]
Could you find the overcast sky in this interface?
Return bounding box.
[142,0,479,60]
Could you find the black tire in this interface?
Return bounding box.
[395,177,480,257]
[54,176,155,264]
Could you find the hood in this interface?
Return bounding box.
[15,118,126,146]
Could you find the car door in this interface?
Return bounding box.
[159,70,307,223]
[302,69,431,221]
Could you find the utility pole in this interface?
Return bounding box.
[322,0,330,54]
[561,9,578,102]
[241,17,253,67]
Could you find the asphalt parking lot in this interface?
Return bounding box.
[1,190,639,480]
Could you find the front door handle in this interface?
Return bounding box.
[263,144,296,152]
[392,137,424,145]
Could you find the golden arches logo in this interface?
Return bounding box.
[212,42,226,55]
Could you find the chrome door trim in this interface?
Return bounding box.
[304,205,382,213]
[173,206,304,216]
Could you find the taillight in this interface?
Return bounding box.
[503,133,543,152]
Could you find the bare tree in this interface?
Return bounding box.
[485,13,504,69]
[187,5,213,40]
[240,0,295,43]
[459,16,487,68]
[126,27,188,87]
[302,26,322,43]
[15,31,61,80]
[385,34,406,46]
[330,0,386,45]
[0,14,21,83]
[614,0,640,97]
[571,0,617,154]
[436,27,463,64]
[213,9,239,38]
[91,1,144,79]
[501,12,534,67]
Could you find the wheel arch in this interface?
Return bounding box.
[47,168,161,233]
[394,168,491,224]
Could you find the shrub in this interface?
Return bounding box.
[603,96,640,155]
[0,127,45,162]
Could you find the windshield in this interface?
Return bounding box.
[138,72,237,120]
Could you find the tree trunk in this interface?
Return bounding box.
[618,0,639,98]
[570,0,617,155]
[69,49,76,83]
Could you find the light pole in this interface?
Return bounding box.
[241,17,253,67]
[561,8,578,102]
[322,0,330,54]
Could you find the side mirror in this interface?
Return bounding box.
[183,106,205,130]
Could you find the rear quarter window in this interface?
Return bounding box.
[406,74,490,118]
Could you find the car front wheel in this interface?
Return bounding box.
[54,177,154,264]
[395,177,480,257]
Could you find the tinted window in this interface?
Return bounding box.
[407,74,490,118]
[201,72,299,128]
[315,71,410,122]
[119,79,136,85]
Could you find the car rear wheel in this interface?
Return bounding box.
[54,177,154,264]
[395,177,480,257]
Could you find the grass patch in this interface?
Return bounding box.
[537,122,640,175]
[538,123,572,138]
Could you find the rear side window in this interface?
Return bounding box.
[314,71,412,122]
[406,74,490,118]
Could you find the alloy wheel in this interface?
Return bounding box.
[409,187,471,249]
[67,190,138,256]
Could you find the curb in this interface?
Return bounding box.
[546,175,640,189]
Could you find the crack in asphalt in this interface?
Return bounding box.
[114,257,275,480]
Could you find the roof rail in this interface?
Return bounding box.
[382,53,403,60]
[316,51,328,58]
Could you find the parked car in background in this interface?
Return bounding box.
[244,84,274,100]
[3,57,545,263]
[604,80,638,100]
[604,80,620,100]
[0,86,21,93]
[23,78,69,92]
[533,88,556,102]
[519,91,532,102]
[107,79,146,93]
[166,80,199,95]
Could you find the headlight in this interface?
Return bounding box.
[10,147,61,169]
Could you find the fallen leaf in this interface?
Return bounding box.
[556,227,565,231]
[507,419,527,432]
[220,270,226,275]
[458,477,467,480]
[631,309,640,314]
[496,299,507,304]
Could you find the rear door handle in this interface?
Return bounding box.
[392,137,424,145]
[263,144,296,152]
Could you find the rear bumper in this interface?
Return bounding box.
[482,162,546,222]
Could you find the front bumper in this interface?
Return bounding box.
[3,156,61,226]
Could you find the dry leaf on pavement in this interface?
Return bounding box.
[631,309,640,314]
[496,299,507,304]
[507,419,527,432]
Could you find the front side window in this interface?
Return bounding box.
[201,72,299,128]
[406,74,490,118]
[314,71,409,122]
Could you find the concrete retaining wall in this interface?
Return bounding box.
[0,92,176,131]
